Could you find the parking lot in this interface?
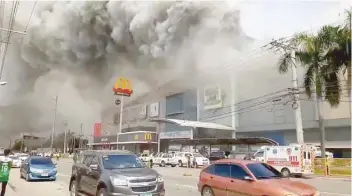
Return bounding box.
[5,159,352,196]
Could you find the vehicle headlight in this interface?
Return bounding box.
[52,168,57,172]
[157,176,164,182]
[30,168,42,173]
[110,176,128,186]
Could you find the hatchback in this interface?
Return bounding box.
[20,156,57,181]
[198,159,320,196]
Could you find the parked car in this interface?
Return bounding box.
[69,150,165,196]
[9,155,21,168]
[207,151,226,163]
[198,159,319,196]
[20,156,57,181]
[153,153,177,167]
[19,153,29,162]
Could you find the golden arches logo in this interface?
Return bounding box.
[144,133,152,140]
[113,77,133,97]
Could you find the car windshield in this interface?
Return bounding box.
[30,158,53,165]
[247,163,282,180]
[102,155,145,169]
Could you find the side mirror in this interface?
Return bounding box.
[243,176,254,181]
[89,164,98,170]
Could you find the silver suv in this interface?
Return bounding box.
[69,150,165,196]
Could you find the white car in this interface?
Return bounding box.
[152,153,177,167]
[173,152,209,167]
[139,153,152,162]
[19,154,29,162]
[9,155,21,168]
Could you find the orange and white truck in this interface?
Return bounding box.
[251,144,315,177]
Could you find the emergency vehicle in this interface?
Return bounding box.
[252,144,315,177]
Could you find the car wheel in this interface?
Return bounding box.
[281,168,290,177]
[161,161,166,167]
[70,180,78,196]
[171,164,176,167]
[202,186,214,196]
[178,160,183,167]
[97,188,108,196]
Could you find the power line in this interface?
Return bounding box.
[19,1,37,46]
[0,1,19,80]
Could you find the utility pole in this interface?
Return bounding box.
[264,38,305,144]
[63,120,68,154]
[79,123,83,149]
[50,94,58,153]
[20,132,24,152]
[117,96,124,150]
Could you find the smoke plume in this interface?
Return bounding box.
[0,0,262,145]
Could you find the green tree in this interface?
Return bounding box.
[277,14,351,157]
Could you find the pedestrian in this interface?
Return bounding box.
[0,149,12,196]
[73,151,78,164]
[186,154,191,168]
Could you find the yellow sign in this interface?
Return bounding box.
[134,134,139,140]
[113,77,133,97]
[144,133,152,140]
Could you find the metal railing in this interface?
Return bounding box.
[314,158,351,176]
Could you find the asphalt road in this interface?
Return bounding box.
[5,159,352,196]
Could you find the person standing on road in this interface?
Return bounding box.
[0,149,12,196]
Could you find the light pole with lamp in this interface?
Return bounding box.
[113,77,133,150]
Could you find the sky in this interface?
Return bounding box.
[230,0,351,40]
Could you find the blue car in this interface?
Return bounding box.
[20,156,57,181]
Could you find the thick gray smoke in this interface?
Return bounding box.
[0,1,263,145]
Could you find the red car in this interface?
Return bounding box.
[198,159,320,196]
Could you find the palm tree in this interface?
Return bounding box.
[277,20,351,157]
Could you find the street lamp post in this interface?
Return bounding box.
[50,94,58,153]
[63,120,68,154]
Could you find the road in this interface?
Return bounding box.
[5,159,351,196]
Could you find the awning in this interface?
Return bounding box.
[150,118,234,131]
[168,137,279,146]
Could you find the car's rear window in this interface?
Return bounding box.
[30,158,53,165]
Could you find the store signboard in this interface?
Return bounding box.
[159,130,193,139]
[204,86,223,110]
[118,132,157,143]
[149,102,159,117]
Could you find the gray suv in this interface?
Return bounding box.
[69,150,165,196]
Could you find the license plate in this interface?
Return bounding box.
[140,194,152,196]
[41,173,49,176]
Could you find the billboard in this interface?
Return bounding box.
[93,123,102,137]
[204,86,223,110]
[118,132,157,143]
[113,77,133,97]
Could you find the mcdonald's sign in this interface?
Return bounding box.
[144,133,152,141]
[113,77,133,97]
